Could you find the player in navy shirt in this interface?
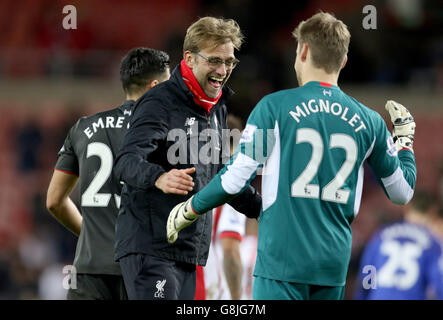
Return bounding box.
[46,47,170,300]
[355,190,443,300]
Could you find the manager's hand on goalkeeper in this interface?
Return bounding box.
[167,196,200,244]
[385,100,416,152]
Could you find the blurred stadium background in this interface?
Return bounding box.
[0,0,442,299]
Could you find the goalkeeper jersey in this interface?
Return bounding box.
[192,81,416,286]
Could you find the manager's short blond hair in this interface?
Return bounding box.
[292,12,350,73]
[183,17,244,53]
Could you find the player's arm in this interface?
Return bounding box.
[191,98,275,216]
[218,205,246,300]
[226,185,261,220]
[167,98,274,243]
[166,151,261,243]
[221,236,243,300]
[368,101,416,205]
[216,111,261,219]
[114,98,194,194]
[46,170,82,236]
[195,151,262,211]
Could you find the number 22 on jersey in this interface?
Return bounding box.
[291,128,357,204]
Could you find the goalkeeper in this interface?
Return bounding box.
[168,12,416,300]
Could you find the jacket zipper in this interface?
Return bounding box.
[194,114,213,265]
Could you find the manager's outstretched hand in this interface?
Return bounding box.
[167,196,200,244]
[155,167,195,195]
[385,100,416,152]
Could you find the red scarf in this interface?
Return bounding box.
[180,59,222,114]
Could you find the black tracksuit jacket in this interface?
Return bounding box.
[113,65,261,265]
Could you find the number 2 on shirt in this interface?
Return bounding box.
[81,142,120,208]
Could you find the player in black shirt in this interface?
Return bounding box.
[46,47,170,300]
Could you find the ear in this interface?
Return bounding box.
[340,55,348,70]
[148,80,159,89]
[300,43,309,62]
[184,51,194,69]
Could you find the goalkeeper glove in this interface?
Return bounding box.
[385,100,415,152]
[167,196,200,244]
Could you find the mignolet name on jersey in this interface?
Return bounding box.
[289,98,367,133]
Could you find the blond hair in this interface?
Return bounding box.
[292,12,350,73]
[183,17,244,53]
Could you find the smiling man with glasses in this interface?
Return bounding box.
[113,16,262,300]
[183,47,239,104]
[193,52,239,99]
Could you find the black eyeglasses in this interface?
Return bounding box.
[196,52,240,70]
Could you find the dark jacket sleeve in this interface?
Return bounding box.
[114,96,169,190]
[227,185,262,219]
